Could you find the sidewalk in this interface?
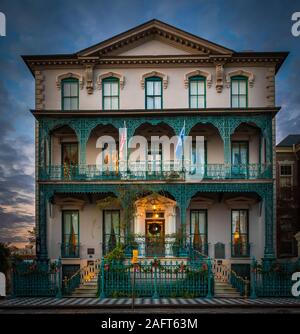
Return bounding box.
[1,297,300,309]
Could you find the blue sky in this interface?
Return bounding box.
[0,0,299,245]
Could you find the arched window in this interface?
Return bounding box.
[102,77,120,110]
[189,76,206,108]
[61,78,79,110]
[231,76,248,108]
[145,76,162,109]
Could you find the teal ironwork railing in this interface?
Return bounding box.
[98,257,212,298]
[39,162,272,181]
[102,234,208,259]
[231,242,251,258]
[12,260,62,297]
[61,243,80,258]
[230,270,250,297]
[250,257,300,298]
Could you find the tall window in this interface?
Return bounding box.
[231,141,248,177]
[102,77,119,110]
[190,210,207,254]
[189,76,206,108]
[145,77,162,109]
[231,76,248,108]
[62,210,79,258]
[103,210,120,254]
[279,164,293,187]
[62,78,79,110]
[61,142,78,180]
[231,209,249,257]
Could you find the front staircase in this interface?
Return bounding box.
[214,281,241,298]
[70,275,98,298]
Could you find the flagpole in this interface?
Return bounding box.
[181,120,185,174]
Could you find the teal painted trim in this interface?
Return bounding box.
[145,76,163,110]
[188,75,206,109]
[231,76,248,108]
[102,77,120,110]
[231,209,250,258]
[61,78,79,111]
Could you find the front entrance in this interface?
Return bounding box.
[145,211,165,256]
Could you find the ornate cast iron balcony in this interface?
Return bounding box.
[40,162,272,181]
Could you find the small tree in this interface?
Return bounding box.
[0,243,11,274]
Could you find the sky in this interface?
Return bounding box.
[0,0,299,247]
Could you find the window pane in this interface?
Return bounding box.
[198,96,205,108]
[104,211,111,235]
[104,97,111,110]
[190,95,197,108]
[154,97,161,109]
[154,81,161,95]
[71,97,78,110]
[111,82,118,96]
[281,165,292,175]
[232,211,239,233]
[239,80,247,94]
[239,96,247,108]
[63,83,71,97]
[198,212,206,234]
[70,83,78,96]
[111,97,118,109]
[232,96,239,107]
[147,81,154,95]
[103,82,110,96]
[63,98,70,110]
[198,81,205,95]
[190,82,197,95]
[239,210,247,233]
[232,81,239,94]
[146,97,153,109]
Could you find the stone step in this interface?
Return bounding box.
[80,283,98,288]
[215,287,239,291]
[215,293,241,298]
[74,289,98,294]
[69,294,97,298]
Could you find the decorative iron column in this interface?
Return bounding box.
[38,189,48,262]
[263,185,275,260]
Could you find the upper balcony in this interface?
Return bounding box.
[38,121,273,182]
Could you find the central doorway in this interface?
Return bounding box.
[145,211,165,256]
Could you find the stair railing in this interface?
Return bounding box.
[230,270,250,298]
[212,260,250,298]
[63,259,101,296]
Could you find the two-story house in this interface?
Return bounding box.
[23,19,287,281]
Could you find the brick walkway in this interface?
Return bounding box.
[1,297,300,309]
